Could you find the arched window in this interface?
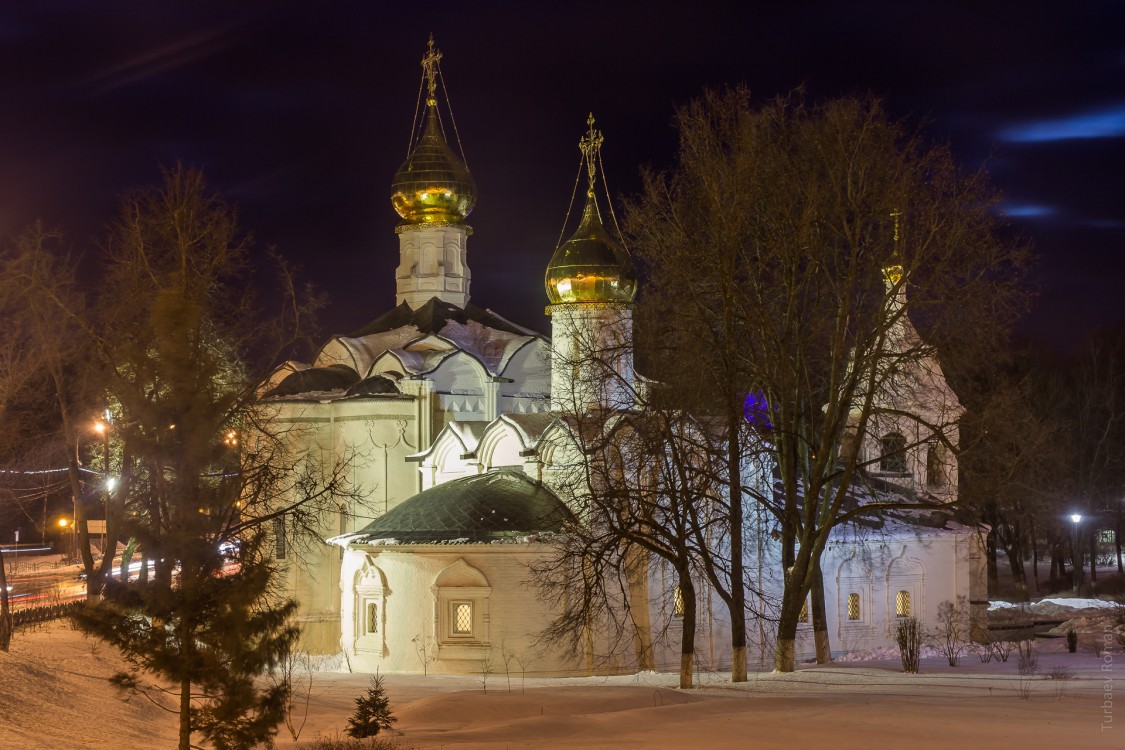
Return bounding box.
[926,444,946,486]
[880,433,908,473]
[354,560,387,655]
[839,430,860,464]
[847,592,861,621]
[895,590,912,618]
[433,559,491,657]
[673,586,685,618]
[272,516,287,560]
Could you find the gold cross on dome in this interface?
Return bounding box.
[579,113,604,193]
[421,34,443,104]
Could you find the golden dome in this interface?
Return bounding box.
[545,191,636,305]
[391,103,476,225]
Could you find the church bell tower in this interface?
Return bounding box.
[545,115,637,412]
[390,37,476,309]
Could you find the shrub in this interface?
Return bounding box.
[1016,639,1038,676]
[345,674,398,739]
[895,616,922,674]
[931,597,968,667]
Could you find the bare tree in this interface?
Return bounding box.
[626,88,1031,672]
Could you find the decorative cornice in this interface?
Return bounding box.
[545,301,632,315]
[396,222,473,235]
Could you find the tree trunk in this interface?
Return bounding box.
[1052,541,1066,579]
[810,563,831,663]
[120,537,137,581]
[1116,512,1123,573]
[1029,516,1040,594]
[774,560,806,673]
[179,674,192,750]
[985,530,999,596]
[677,568,696,689]
[0,548,12,652]
[725,424,747,682]
[1089,527,1098,587]
[1005,527,1028,602]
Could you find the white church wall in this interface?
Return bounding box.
[266,395,431,654]
[342,546,573,676]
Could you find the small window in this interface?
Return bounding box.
[798,598,809,623]
[880,433,907,473]
[926,445,946,486]
[366,601,379,634]
[672,586,685,617]
[839,430,859,464]
[273,516,287,560]
[847,592,861,621]
[452,602,473,635]
[895,590,911,618]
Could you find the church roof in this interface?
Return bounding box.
[336,469,572,545]
[262,363,362,398]
[348,298,537,339]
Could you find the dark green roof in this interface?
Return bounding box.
[347,297,539,339]
[349,469,572,544]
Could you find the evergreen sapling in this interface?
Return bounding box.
[346,673,397,739]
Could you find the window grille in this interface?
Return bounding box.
[366,601,378,633]
[926,445,945,486]
[880,433,907,473]
[798,598,809,623]
[847,592,861,621]
[273,516,287,560]
[453,602,473,635]
[895,590,911,618]
[673,586,685,617]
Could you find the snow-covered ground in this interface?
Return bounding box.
[0,620,1118,749]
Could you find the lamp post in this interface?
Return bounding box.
[94,416,111,558]
[58,517,72,559]
[1070,514,1082,594]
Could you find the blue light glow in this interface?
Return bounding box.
[743,391,772,430]
[1001,104,1125,142]
[999,203,1056,218]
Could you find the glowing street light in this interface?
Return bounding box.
[57,517,73,559]
[92,414,117,556]
[1070,514,1082,594]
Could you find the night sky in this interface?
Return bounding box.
[1,1,1123,354]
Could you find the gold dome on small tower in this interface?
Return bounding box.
[545,115,636,305]
[391,37,476,226]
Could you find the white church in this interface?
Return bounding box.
[260,40,986,676]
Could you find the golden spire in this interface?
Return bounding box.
[884,207,904,284]
[421,33,442,106]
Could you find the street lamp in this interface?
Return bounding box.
[58,517,72,559]
[1070,513,1082,595]
[94,416,111,557]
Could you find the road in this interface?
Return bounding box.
[4,558,87,609]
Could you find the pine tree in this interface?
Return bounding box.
[345,673,397,739]
[69,165,353,750]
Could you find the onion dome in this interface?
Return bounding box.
[545,190,636,304]
[391,104,476,225]
[390,37,475,226]
[545,114,636,305]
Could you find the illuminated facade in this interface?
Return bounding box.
[264,40,983,674]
